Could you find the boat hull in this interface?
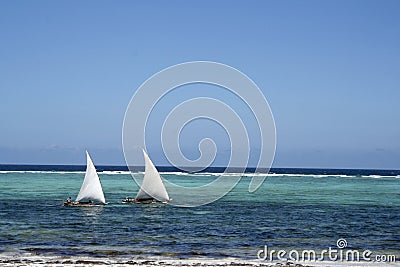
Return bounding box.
[63,201,105,207]
[122,198,167,204]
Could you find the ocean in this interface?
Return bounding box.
[0,166,399,266]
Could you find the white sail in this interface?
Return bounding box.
[75,150,106,204]
[136,149,170,202]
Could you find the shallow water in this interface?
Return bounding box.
[0,171,399,261]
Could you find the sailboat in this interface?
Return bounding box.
[63,150,106,206]
[123,149,170,204]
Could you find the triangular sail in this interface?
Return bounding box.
[75,151,106,204]
[136,149,170,202]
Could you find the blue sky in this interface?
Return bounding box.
[0,0,399,169]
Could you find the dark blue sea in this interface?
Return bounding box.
[0,165,399,264]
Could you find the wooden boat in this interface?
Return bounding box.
[63,150,106,206]
[123,149,170,204]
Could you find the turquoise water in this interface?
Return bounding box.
[0,171,399,260]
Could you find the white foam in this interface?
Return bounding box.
[159,172,190,176]
[0,171,85,174]
[366,175,397,179]
[302,260,399,267]
[0,170,398,179]
[265,173,399,179]
[196,172,268,177]
[99,171,131,175]
[0,254,398,267]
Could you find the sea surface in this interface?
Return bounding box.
[0,166,399,263]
